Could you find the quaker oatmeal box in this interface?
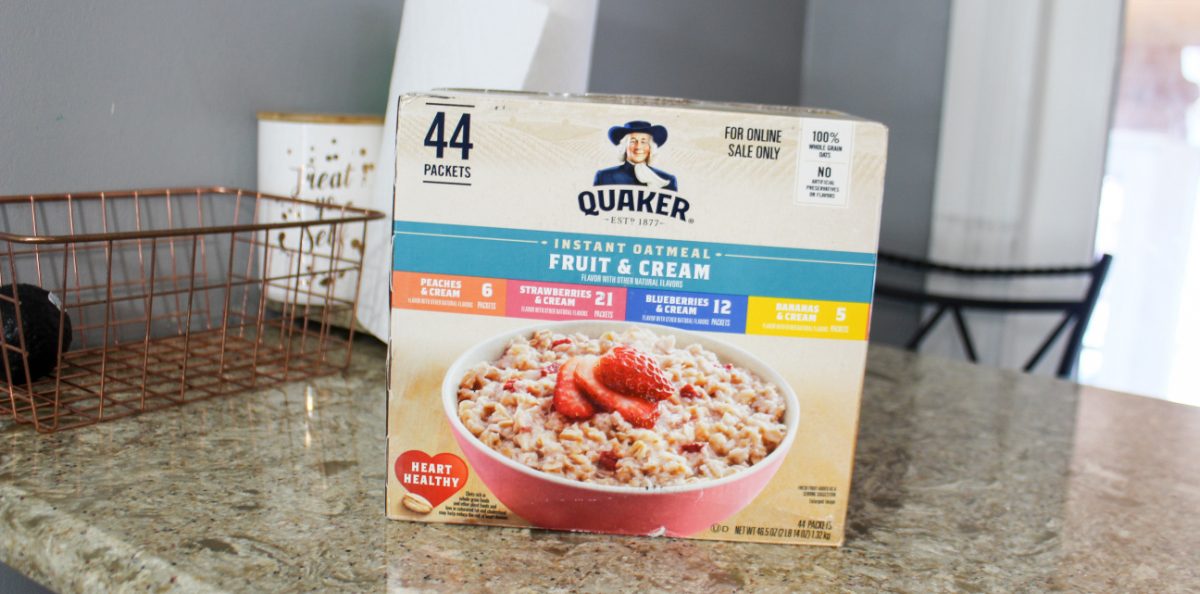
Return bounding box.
[387,90,887,546]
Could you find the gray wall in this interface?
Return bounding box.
[7,0,809,194]
[0,3,403,589]
[801,0,950,257]
[2,0,944,252]
[800,0,952,344]
[590,0,806,104]
[0,1,403,196]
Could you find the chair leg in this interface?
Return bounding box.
[1024,314,1073,375]
[907,305,948,350]
[950,306,978,362]
[1058,254,1114,378]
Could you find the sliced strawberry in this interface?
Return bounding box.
[574,358,659,428]
[540,362,560,378]
[593,345,674,401]
[680,442,705,453]
[679,384,703,399]
[551,338,572,348]
[553,358,594,420]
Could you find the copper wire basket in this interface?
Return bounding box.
[0,187,385,432]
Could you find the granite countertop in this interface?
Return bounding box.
[1,339,1197,593]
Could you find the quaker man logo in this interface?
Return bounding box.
[579,120,691,222]
[594,120,678,190]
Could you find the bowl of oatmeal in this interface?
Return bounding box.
[442,321,798,537]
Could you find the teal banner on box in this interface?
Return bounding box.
[392,221,877,303]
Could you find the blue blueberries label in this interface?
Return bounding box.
[625,289,747,333]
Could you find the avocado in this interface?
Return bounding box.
[1,283,73,385]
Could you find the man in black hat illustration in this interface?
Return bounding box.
[593,120,679,191]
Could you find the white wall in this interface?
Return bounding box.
[924,0,1123,372]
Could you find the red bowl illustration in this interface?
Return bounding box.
[441,321,799,537]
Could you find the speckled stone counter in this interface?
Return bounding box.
[1,340,1197,593]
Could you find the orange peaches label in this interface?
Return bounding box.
[391,271,506,316]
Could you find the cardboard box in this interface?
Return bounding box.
[386,90,886,545]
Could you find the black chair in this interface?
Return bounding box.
[874,251,1113,379]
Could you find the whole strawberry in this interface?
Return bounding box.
[594,345,674,401]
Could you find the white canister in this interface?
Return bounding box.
[256,113,383,310]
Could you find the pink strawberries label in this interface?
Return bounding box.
[505,280,626,321]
